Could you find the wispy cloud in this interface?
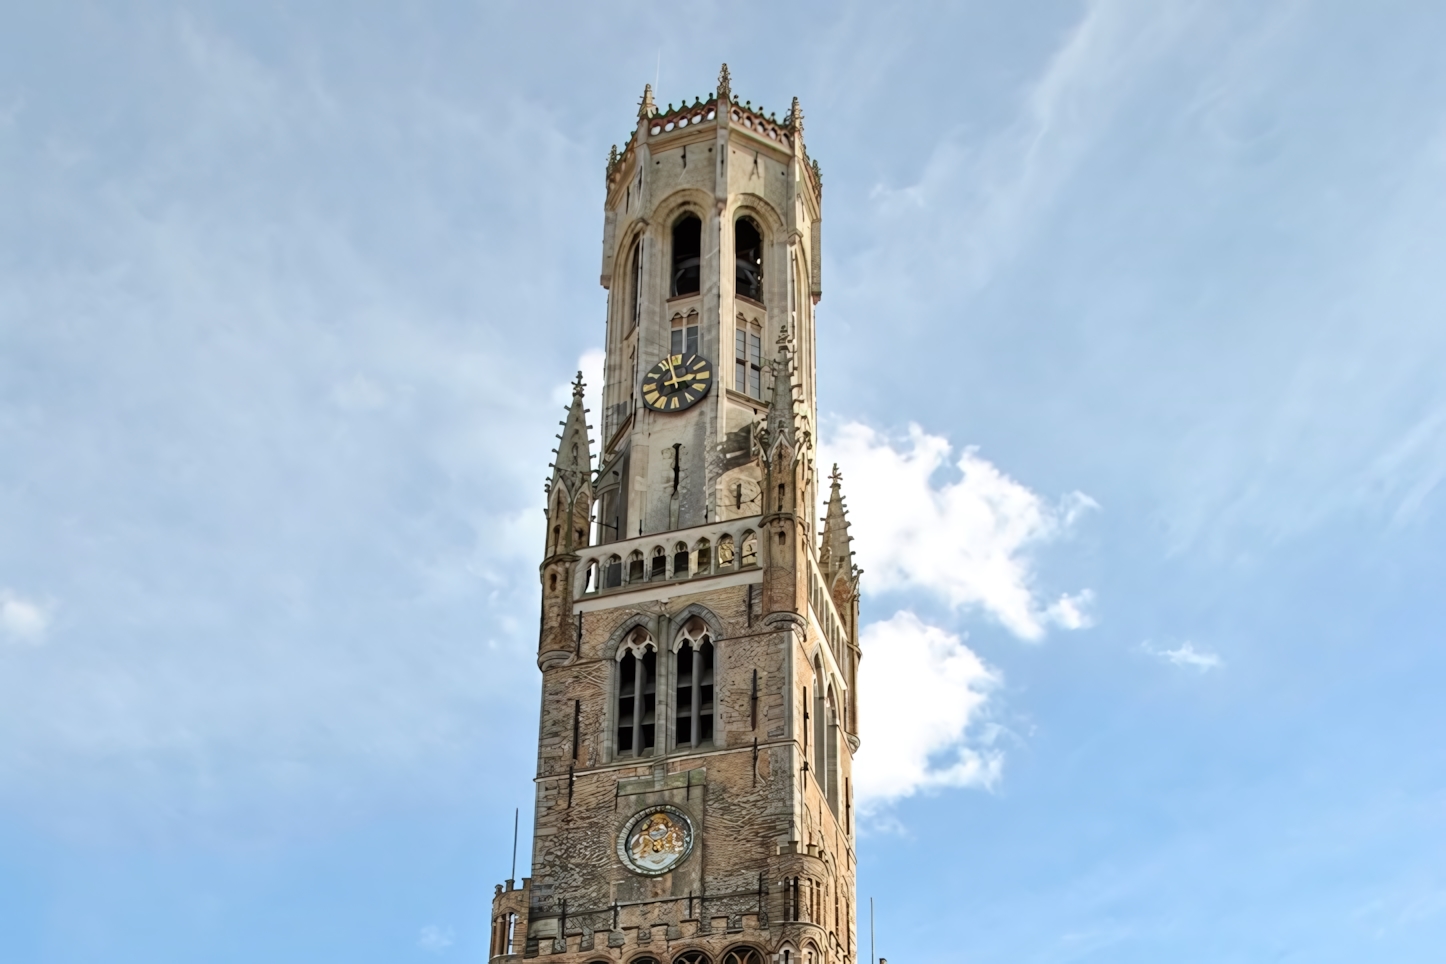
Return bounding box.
[853,611,1001,807]
[1143,640,1222,672]
[0,590,51,645]
[855,0,1200,300]
[821,421,1095,640]
[417,925,454,952]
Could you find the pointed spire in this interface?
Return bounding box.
[765,325,796,451]
[787,96,804,134]
[638,83,656,120]
[550,371,593,498]
[717,63,732,103]
[820,463,856,586]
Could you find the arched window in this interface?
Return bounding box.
[605,554,623,589]
[583,559,599,593]
[717,533,735,569]
[722,948,764,964]
[673,541,690,578]
[694,538,711,575]
[674,617,715,749]
[671,214,702,296]
[735,217,764,302]
[627,550,645,584]
[740,531,758,567]
[650,546,667,580]
[675,950,711,964]
[616,629,657,756]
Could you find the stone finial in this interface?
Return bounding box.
[717,63,732,103]
[788,96,804,133]
[550,372,593,496]
[607,144,618,170]
[638,83,657,120]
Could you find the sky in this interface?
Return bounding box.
[3,1,1446,961]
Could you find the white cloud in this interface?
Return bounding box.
[1143,641,1222,672]
[417,925,454,952]
[821,421,1095,640]
[853,611,1002,808]
[0,591,51,645]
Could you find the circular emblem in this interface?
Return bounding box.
[617,805,694,876]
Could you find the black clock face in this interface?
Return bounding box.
[641,353,713,413]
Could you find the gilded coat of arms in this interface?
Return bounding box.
[618,805,694,875]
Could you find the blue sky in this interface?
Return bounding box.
[3,2,1446,961]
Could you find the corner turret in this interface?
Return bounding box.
[539,373,593,670]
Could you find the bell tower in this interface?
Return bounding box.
[491,65,864,964]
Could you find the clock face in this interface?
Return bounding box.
[641,352,713,413]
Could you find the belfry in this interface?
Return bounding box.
[491,65,863,964]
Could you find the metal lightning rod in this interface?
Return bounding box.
[510,807,519,883]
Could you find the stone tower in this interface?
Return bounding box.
[490,65,863,964]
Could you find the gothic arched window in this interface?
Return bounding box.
[735,216,764,302]
[694,538,711,575]
[722,948,764,964]
[671,214,702,296]
[627,549,645,584]
[616,628,657,756]
[651,546,667,580]
[675,951,711,964]
[674,617,715,749]
[673,541,690,578]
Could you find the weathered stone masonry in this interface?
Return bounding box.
[491,65,864,964]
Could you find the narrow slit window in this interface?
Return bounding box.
[671,215,702,296]
[630,240,643,331]
[735,216,764,302]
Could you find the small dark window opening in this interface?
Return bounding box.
[605,556,623,588]
[675,636,715,748]
[778,483,786,502]
[673,543,690,578]
[616,648,657,755]
[549,573,557,591]
[628,553,645,583]
[651,547,667,580]
[671,215,702,296]
[630,241,643,330]
[735,217,764,302]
